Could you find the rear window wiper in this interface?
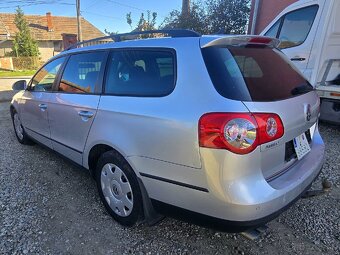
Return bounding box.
[291,83,314,95]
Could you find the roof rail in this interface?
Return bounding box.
[64,29,201,51]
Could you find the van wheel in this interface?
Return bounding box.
[95,150,143,226]
[11,110,33,145]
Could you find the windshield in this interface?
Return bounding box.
[201,46,313,102]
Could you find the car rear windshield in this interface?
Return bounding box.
[201,46,313,102]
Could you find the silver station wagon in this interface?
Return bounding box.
[10,30,325,231]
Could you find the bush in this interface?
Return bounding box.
[11,56,40,70]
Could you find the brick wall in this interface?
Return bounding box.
[248,0,298,34]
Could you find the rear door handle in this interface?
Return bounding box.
[78,110,94,120]
[290,57,306,61]
[38,103,47,111]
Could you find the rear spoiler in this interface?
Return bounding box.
[201,35,280,48]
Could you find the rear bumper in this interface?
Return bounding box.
[197,128,325,222]
[138,128,325,229]
[151,165,322,232]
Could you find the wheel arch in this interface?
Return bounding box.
[86,142,133,178]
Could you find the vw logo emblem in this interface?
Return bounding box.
[304,104,312,122]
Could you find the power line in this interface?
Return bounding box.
[0,1,75,9]
[82,0,103,11]
[81,10,121,20]
[104,0,147,12]
[103,0,168,19]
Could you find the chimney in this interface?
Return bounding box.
[46,12,53,32]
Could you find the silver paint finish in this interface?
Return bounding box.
[48,93,100,164]
[11,36,325,223]
[243,92,320,179]
[19,91,53,148]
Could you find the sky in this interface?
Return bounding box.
[0,0,183,33]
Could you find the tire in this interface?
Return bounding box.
[95,150,143,226]
[11,109,33,145]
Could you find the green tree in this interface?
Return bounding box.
[161,1,209,34]
[12,7,39,57]
[207,0,250,34]
[105,11,157,38]
[127,11,157,32]
[161,0,250,35]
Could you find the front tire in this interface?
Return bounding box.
[95,150,143,227]
[11,109,33,145]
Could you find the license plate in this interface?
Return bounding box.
[293,132,311,160]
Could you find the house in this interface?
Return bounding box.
[0,12,107,61]
[248,0,298,34]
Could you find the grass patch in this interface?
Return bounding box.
[0,70,35,77]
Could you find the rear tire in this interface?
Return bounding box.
[95,150,143,227]
[11,109,33,145]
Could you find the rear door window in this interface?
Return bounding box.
[202,46,312,102]
[104,49,176,97]
[58,52,107,94]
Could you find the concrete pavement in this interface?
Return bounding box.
[0,77,31,102]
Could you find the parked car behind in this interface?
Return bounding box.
[10,30,325,231]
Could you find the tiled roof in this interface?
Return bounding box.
[0,13,106,41]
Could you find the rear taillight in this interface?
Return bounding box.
[199,113,284,154]
[253,113,284,145]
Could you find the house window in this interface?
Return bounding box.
[53,41,62,52]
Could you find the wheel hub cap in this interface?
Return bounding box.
[13,113,24,140]
[111,181,122,198]
[100,163,133,217]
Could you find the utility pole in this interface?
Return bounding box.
[250,0,261,34]
[76,0,82,42]
[182,0,190,16]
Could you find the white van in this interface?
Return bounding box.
[261,0,340,124]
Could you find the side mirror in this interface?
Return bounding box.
[12,80,27,91]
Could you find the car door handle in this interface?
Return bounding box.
[290,57,306,61]
[78,111,94,119]
[38,103,47,111]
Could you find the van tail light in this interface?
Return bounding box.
[199,113,284,154]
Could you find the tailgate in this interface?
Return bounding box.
[243,91,320,179]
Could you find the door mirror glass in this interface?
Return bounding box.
[12,80,27,91]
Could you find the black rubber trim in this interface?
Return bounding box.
[150,165,323,232]
[25,127,83,154]
[139,172,209,193]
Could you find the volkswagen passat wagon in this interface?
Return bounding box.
[10,31,325,230]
